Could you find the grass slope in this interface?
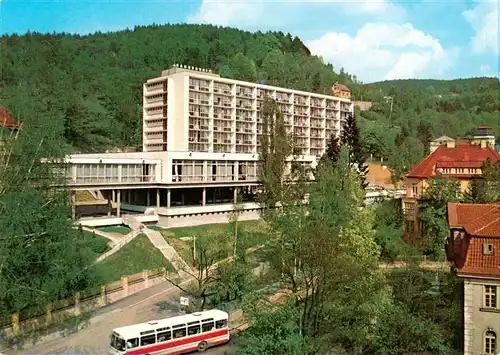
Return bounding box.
[91,234,174,285]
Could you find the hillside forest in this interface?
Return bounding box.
[1,24,499,180]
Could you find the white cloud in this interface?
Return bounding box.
[463,0,499,54]
[306,23,457,82]
[187,0,406,27]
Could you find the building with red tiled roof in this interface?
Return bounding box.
[402,126,500,241]
[0,107,22,129]
[447,203,500,355]
[332,82,351,99]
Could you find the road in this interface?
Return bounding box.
[5,281,238,355]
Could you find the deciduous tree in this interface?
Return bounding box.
[0,118,97,319]
[420,178,461,258]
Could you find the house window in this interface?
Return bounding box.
[405,220,415,234]
[404,202,415,214]
[412,184,418,196]
[484,286,497,308]
[485,330,497,354]
[456,168,464,174]
[483,243,494,255]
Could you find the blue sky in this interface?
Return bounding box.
[1,0,498,82]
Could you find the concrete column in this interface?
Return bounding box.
[112,189,116,203]
[116,190,121,217]
[156,189,161,208]
[11,313,19,336]
[234,187,238,203]
[71,191,76,219]
[73,292,81,316]
[146,189,151,207]
[167,189,171,208]
[202,188,206,207]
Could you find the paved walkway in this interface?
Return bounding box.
[143,227,195,279]
[95,230,142,262]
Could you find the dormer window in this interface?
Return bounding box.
[483,243,494,256]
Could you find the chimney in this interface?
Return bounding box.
[446,141,455,148]
[481,140,487,148]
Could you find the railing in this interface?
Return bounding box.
[3,268,176,338]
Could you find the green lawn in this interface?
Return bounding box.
[161,220,272,265]
[145,224,165,232]
[82,231,111,255]
[167,220,268,239]
[91,234,174,285]
[98,225,131,235]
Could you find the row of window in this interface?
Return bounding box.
[68,164,157,184]
[437,168,482,174]
[127,319,227,349]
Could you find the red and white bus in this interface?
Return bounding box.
[109,310,230,355]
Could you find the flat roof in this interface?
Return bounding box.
[148,69,352,103]
[113,309,228,339]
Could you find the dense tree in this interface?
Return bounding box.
[372,200,407,261]
[420,178,462,258]
[417,120,433,155]
[257,98,306,213]
[236,300,312,355]
[463,179,493,203]
[0,118,97,319]
[249,148,390,353]
[317,133,340,168]
[341,113,368,187]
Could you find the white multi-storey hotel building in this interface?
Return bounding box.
[64,65,353,225]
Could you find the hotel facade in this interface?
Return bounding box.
[64,65,354,225]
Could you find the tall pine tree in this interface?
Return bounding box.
[341,113,368,188]
[463,179,491,203]
[318,134,340,169]
[416,121,432,156]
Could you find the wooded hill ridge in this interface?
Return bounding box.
[1,23,499,178]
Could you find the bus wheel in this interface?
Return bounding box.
[197,341,208,352]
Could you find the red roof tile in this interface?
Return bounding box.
[448,203,500,278]
[0,108,22,129]
[459,237,500,278]
[332,82,350,92]
[407,142,500,179]
[448,203,500,229]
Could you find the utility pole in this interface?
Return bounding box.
[384,96,394,121]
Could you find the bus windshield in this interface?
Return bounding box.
[110,333,126,352]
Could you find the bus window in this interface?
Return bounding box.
[188,324,200,335]
[157,330,171,342]
[173,328,186,339]
[126,338,139,349]
[202,321,214,332]
[140,334,156,346]
[110,334,126,351]
[215,319,228,329]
